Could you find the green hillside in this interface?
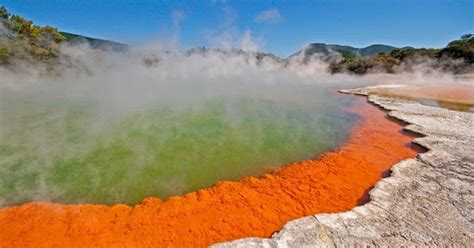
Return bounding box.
[60,31,127,52]
[0,5,126,67]
[360,44,412,56]
[329,34,474,74]
[292,43,401,59]
[0,6,65,65]
[1,5,472,75]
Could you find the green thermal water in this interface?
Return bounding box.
[0,93,356,206]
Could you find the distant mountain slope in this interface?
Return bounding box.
[361,44,408,56]
[187,47,283,62]
[291,43,409,59]
[329,34,474,75]
[60,32,127,52]
[1,5,128,67]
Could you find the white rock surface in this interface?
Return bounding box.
[214,86,474,247]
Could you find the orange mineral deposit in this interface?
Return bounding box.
[0,96,419,247]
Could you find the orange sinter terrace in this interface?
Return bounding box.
[0,96,421,247]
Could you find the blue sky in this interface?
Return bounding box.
[1,0,472,56]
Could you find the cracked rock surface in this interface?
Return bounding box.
[214,86,474,247]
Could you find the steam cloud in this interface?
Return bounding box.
[254,8,283,24]
[0,26,473,207]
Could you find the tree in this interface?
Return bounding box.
[0,6,67,64]
[443,35,474,63]
[0,45,9,62]
[461,34,473,40]
[340,50,356,61]
[41,26,65,43]
[9,15,33,36]
[0,6,9,20]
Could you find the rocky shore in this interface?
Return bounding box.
[215,85,474,247]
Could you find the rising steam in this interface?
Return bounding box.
[0,27,473,207]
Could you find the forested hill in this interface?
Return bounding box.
[1,5,473,75]
[60,32,127,52]
[291,43,406,59]
[0,6,65,65]
[328,34,474,74]
[0,6,126,66]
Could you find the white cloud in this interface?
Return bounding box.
[254,8,283,24]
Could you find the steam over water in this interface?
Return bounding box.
[2,45,468,207]
[0,89,356,206]
[0,48,363,206]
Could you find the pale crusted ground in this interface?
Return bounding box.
[215,85,474,247]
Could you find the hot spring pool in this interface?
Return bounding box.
[0,88,357,206]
